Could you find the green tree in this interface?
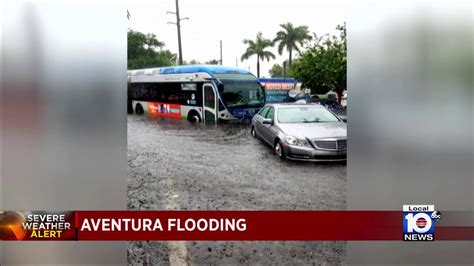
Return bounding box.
[273,22,312,68]
[205,59,220,65]
[183,59,220,65]
[269,63,284,77]
[241,32,275,77]
[290,23,346,102]
[127,29,177,69]
[185,59,201,65]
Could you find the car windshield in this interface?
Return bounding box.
[277,106,339,123]
[215,74,265,108]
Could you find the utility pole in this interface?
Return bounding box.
[167,0,188,65]
[219,40,223,65]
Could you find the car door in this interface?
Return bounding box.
[255,106,269,136]
[260,107,275,144]
[202,83,217,123]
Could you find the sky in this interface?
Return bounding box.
[127,0,345,77]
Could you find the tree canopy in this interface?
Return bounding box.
[290,23,346,99]
[273,23,312,67]
[241,32,275,77]
[183,59,220,65]
[205,59,220,65]
[127,29,177,69]
[269,63,284,78]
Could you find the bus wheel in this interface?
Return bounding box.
[187,111,201,123]
[135,103,144,115]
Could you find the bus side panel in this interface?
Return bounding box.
[180,105,203,120]
[132,100,182,118]
[148,102,182,119]
[131,81,205,120]
[132,100,149,114]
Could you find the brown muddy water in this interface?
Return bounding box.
[127,114,346,265]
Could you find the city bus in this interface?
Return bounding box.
[128,65,265,122]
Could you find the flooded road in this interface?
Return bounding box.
[127,114,346,264]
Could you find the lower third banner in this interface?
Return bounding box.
[0,210,472,241]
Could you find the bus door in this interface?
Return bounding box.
[203,83,217,123]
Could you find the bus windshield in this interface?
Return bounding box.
[215,74,265,108]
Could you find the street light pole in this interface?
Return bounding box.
[167,0,188,65]
[175,0,183,65]
[220,40,223,65]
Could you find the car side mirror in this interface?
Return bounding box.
[262,118,273,125]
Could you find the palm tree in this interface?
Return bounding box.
[273,22,312,68]
[241,32,275,77]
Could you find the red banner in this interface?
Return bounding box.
[1,211,472,241]
[76,211,401,241]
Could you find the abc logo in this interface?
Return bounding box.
[405,213,432,233]
[431,211,442,221]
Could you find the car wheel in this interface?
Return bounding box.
[250,126,257,138]
[274,141,286,159]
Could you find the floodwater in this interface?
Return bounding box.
[127,114,346,264]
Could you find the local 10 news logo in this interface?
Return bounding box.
[403,205,442,241]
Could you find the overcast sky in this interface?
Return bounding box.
[128,0,345,76]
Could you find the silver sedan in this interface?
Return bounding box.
[250,103,347,161]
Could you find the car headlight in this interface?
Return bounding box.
[285,135,298,145]
[299,138,311,147]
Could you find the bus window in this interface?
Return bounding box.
[131,82,205,107]
[204,86,215,109]
[149,84,159,100]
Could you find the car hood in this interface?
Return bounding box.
[278,122,347,140]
